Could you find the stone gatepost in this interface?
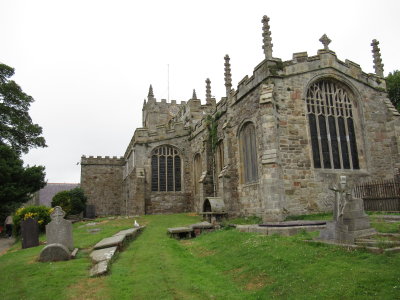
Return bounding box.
[259,83,285,222]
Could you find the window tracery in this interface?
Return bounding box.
[306,79,359,170]
[151,145,181,192]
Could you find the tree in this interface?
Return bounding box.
[51,187,87,216]
[0,63,46,154]
[0,63,47,222]
[0,144,46,222]
[386,70,400,111]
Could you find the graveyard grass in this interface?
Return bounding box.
[0,214,399,299]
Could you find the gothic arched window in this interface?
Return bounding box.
[240,122,258,183]
[151,145,181,192]
[306,79,359,170]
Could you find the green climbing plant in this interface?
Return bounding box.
[205,112,223,197]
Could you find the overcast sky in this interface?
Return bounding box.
[1,0,399,183]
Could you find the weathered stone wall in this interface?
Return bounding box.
[80,156,124,216]
[81,24,400,220]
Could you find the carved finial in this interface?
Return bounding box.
[192,89,197,99]
[262,15,273,59]
[205,78,211,101]
[143,98,146,106]
[50,206,66,224]
[148,84,154,99]
[371,39,384,77]
[224,54,232,97]
[319,34,331,50]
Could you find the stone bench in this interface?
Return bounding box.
[167,227,193,239]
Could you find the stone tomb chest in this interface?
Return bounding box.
[201,197,227,223]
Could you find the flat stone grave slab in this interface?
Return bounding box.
[190,221,214,229]
[90,246,117,263]
[90,260,109,277]
[259,220,327,227]
[167,227,193,239]
[93,235,125,250]
[113,228,139,239]
[190,222,214,237]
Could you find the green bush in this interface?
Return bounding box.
[51,187,87,216]
[13,205,52,235]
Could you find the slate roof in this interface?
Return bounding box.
[37,183,79,207]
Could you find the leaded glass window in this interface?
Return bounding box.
[151,145,181,192]
[306,80,360,170]
[240,122,259,183]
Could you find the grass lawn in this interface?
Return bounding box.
[0,213,399,299]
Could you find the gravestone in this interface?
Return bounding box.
[85,205,96,219]
[45,206,74,251]
[39,243,70,262]
[318,175,376,243]
[21,218,39,249]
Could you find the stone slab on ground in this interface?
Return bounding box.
[167,227,193,239]
[375,215,400,221]
[71,248,79,258]
[93,235,125,250]
[190,221,214,229]
[39,243,71,262]
[236,224,326,236]
[90,260,109,277]
[113,228,140,239]
[167,227,193,233]
[90,246,117,264]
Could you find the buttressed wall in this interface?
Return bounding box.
[81,16,400,220]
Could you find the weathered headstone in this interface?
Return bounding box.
[39,243,70,262]
[21,218,39,249]
[85,205,96,219]
[45,206,74,251]
[318,175,376,243]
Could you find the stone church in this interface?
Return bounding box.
[80,16,400,221]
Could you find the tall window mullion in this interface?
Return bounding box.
[151,146,181,192]
[306,79,359,170]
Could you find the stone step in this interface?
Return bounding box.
[113,227,143,240]
[90,246,118,264]
[93,235,125,250]
[90,260,109,277]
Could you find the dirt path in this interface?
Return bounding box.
[0,237,16,256]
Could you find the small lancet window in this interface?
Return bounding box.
[306,79,360,170]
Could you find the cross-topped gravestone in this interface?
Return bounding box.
[45,206,74,251]
[318,175,375,243]
[21,218,39,249]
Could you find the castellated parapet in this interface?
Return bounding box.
[231,48,386,105]
[81,155,125,166]
[80,155,124,216]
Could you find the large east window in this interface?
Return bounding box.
[306,79,359,170]
[151,145,181,192]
